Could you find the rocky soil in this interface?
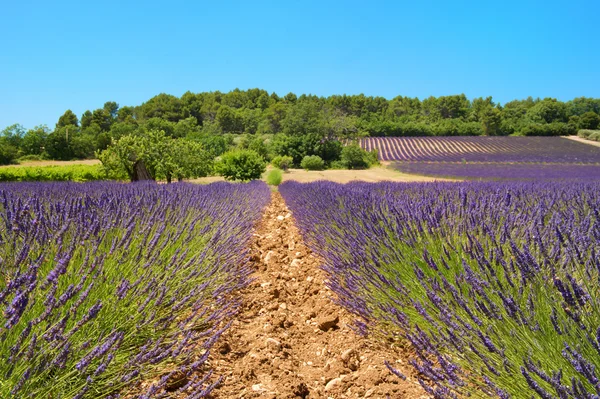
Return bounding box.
[206,192,426,398]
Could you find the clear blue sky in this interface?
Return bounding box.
[1,0,598,130]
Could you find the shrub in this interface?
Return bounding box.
[266,168,283,186]
[0,164,108,182]
[329,160,346,169]
[520,122,577,136]
[579,129,600,141]
[271,155,293,171]
[300,155,325,170]
[216,149,266,181]
[17,154,45,162]
[341,144,379,169]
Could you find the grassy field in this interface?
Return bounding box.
[1,159,101,168]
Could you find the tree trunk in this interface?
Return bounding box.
[166,173,172,184]
[132,160,154,182]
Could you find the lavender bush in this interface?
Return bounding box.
[361,136,600,163]
[1,181,270,398]
[392,162,600,180]
[280,180,600,398]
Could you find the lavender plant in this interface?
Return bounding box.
[1,181,270,398]
[280,180,600,398]
[361,136,600,163]
[392,162,600,180]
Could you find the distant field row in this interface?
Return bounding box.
[360,136,600,163]
[392,162,600,180]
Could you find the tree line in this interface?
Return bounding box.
[1,89,599,166]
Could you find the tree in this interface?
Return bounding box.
[98,130,212,182]
[527,98,567,124]
[21,125,50,155]
[480,107,502,136]
[139,93,183,122]
[103,101,119,119]
[215,150,266,181]
[1,124,25,148]
[579,112,600,130]
[81,110,93,128]
[56,110,79,128]
[0,139,18,165]
[216,105,243,133]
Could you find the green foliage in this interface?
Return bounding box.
[300,155,325,170]
[266,168,283,186]
[98,130,213,182]
[21,125,49,155]
[579,112,600,130]
[0,141,18,165]
[215,149,266,181]
[17,154,45,161]
[271,155,293,171]
[1,124,25,148]
[340,144,379,169]
[6,90,600,165]
[579,130,600,141]
[519,122,577,136]
[56,109,79,128]
[0,164,108,181]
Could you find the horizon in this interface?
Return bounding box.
[2,0,598,130]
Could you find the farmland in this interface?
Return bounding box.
[0,181,270,398]
[360,136,600,163]
[393,162,600,180]
[280,180,600,398]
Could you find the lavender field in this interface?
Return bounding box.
[361,136,600,163]
[393,162,600,180]
[0,181,270,398]
[280,180,600,398]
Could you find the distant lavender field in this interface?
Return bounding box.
[361,136,600,163]
[393,162,600,180]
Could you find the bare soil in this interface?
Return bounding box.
[278,167,446,183]
[206,192,425,398]
[191,166,449,185]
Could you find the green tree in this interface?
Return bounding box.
[1,124,25,148]
[0,139,18,165]
[56,110,79,128]
[80,110,93,128]
[139,93,183,122]
[480,107,502,136]
[527,98,567,124]
[98,130,212,182]
[21,125,50,155]
[215,149,266,181]
[579,111,600,130]
[216,105,243,133]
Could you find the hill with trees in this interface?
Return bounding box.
[1,89,599,168]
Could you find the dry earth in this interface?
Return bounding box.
[205,192,425,398]
[191,166,448,185]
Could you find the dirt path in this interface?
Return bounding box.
[207,192,425,398]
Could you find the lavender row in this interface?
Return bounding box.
[361,136,600,163]
[392,162,600,180]
[0,181,270,398]
[280,180,600,398]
